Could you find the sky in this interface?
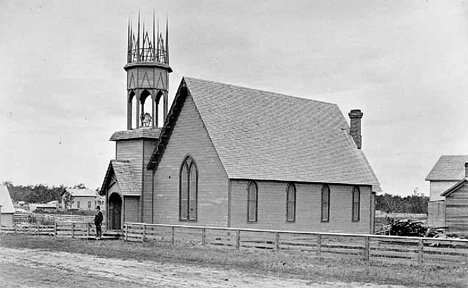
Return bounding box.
[1,0,468,196]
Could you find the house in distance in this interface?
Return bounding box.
[426,155,468,236]
[100,14,381,234]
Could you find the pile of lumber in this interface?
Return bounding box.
[377,219,440,237]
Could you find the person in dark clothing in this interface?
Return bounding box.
[94,206,103,239]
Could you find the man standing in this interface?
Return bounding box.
[94,206,103,240]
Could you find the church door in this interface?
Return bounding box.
[109,193,122,230]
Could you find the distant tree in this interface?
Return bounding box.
[376,191,428,214]
[62,191,74,210]
[3,181,66,203]
[72,183,87,189]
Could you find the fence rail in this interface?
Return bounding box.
[1,222,104,239]
[13,213,95,224]
[123,222,468,266]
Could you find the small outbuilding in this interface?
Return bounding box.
[439,163,468,237]
[0,185,15,227]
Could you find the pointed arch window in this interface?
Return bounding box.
[180,157,198,221]
[247,181,258,222]
[321,185,330,222]
[286,183,296,222]
[352,187,360,222]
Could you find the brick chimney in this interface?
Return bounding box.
[348,109,363,149]
[464,163,468,178]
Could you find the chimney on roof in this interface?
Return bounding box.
[348,109,363,149]
[464,163,468,178]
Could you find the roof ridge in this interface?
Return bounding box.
[183,76,339,107]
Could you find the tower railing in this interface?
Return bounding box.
[128,48,168,64]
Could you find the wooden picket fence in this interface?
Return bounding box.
[13,213,95,224]
[123,222,468,266]
[1,222,104,239]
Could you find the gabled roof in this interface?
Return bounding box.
[65,188,97,197]
[440,178,468,197]
[101,160,141,196]
[425,155,468,181]
[0,185,15,213]
[148,77,381,192]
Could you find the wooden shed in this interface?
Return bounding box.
[439,163,468,237]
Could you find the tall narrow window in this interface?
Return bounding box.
[189,162,198,221]
[286,183,296,222]
[321,185,330,222]
[180,157,197,221]
[247,181,258,222]
[352,186,360,222]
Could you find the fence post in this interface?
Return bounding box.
[316,234,322,257]
[87,224,90,237]
[171,226,175,245]
[71,223,75,238]
[364,236,370,261]
[36,221,39,235]
[274,232,280,252]
[418,238,424,265]
[236,230,240,251]
[125,224,129,241]
[201,228,206,246]
[0,205,2,233]
[142,224,146,242]
[54,222,57,237]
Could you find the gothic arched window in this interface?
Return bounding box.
[180,156,198,221]
[321,185,330,222]
[286,183,296,222]
[352,186,360,222]
[247,181,258,222]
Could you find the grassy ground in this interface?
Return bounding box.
[1,234,467,288]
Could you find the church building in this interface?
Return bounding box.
[101,16,381,234]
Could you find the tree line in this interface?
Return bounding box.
[3,180,428,214]
[375,193,428,214]
[2,181,93,204]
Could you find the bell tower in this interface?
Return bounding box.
[125,12,172,129]
[102,12,172,227]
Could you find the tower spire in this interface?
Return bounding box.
[165,15,169,64]
[153,8,156,61]
[137,10,141,61]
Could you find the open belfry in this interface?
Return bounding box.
[101,13,171,230]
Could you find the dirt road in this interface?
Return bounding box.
[0,247,407,288]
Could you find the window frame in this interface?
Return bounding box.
[247,181,258,223]
[352,186,360,222]
[179,156,198,222]
[321,184,330,222]
[286,183,296,222]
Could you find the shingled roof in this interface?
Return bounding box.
[0,185,15,213]
[101,160,141,196]
[148,77,381,192]
[425,155,468,181]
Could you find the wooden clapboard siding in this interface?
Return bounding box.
[142,139,157,223]
[116,136,157,223]
[124,196,139,223]
[427,201,446,228]
[116,140,144,186]
[152,94,229,227]
[445,183,468,236]
[230,180,372,233]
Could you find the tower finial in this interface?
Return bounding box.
[153,8,156,61]
[166,14,169,64]
[137,10,141,61]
